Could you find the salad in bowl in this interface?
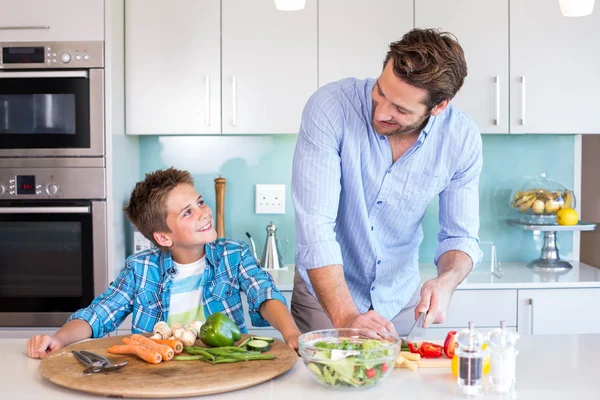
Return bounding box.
[298,328,401,390]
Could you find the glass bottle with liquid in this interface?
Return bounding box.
[455,321,486,395]
[487,320,519,393]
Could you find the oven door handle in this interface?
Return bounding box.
[0,206,90,214]
[0,71,88,79]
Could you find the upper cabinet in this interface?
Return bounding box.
[125,0,317,135]
[418,0,600,134]
[125,0,221,135]
[0,0,104,42]
[416,1,509,134]
[221,0,317,134]
[318,0,413,86]
[510,0,600,134]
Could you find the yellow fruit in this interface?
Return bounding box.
[563,191,574,209]
[556,208,578,226]
[451,355,459,377]
[545,199,560,213]
[531,200,546,214]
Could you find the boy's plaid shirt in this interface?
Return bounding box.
[68,238,286,337]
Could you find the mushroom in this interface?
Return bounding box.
[187,320,204,338]
[170,322,184,332]
[179,328,197,347]
[149,321,171,340]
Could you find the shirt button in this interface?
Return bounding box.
[377,200,382,205]
[170,268,176,274]
[380,136,385,140]
[371,287,375,291]
[387,170,391,174]
[377,260,381,265]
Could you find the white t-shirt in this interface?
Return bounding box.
[166,256,206,327]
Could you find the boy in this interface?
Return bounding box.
[27,168,301,358]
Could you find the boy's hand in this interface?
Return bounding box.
[27,334,64,359]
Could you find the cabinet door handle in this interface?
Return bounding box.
[232,76,237,127]
[0,25,50,30]
[494,76,500,126]
[520,76,526,125]
[205,76,210,127]
[528,298,534,335]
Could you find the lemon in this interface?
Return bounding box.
[556,207,579,226]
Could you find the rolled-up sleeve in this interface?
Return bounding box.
[435,124,484,268]
[237,243,287,327]
[67,264,135,338]
[292,89,344,271]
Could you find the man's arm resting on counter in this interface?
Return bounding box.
[417,250,473,328]
[307,265,396,334]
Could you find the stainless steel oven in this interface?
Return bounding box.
[0,158,107,327]
[0,41,104,157]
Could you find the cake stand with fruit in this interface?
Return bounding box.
[508,173,596,271]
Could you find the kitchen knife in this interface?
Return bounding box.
[404,311,427,344]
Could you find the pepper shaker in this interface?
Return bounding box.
[455,321,486,395]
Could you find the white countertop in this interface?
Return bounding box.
[4,334,599,399]
[271,262,600,291]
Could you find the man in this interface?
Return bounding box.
[291,28,483,336]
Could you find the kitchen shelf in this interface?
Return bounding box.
[507,220,597,271]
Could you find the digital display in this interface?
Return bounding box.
[16,175,36,195]
[2,47,45,64]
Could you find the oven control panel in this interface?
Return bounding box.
[0,168,105,200]
[0,41,104,69]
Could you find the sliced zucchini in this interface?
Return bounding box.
[237,337,251,348]
[247,339,271,352]
[250,336,275,344]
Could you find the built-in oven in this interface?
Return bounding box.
[0,159,107,327]
[0,41,104,157]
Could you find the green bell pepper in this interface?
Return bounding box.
[200,312,242,347]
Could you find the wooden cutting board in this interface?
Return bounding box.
[39,334,298,398]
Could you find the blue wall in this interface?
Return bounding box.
[138,134,575,265]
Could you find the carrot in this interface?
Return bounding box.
[129,334,175,360]
[150,338,184,354]
[107,344,162,364]
[123,337,174,361]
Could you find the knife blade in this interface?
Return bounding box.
[405,311,427,344]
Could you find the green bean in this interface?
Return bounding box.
[174,355,203,361]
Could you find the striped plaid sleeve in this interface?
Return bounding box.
[67,263,136,338]
[236,242,287,327]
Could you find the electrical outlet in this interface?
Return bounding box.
[255,184,286,214]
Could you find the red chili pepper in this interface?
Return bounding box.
[381,362,389,373]
[366,368,376,379]
[418,342,443,358]
[444,331,458,358]
[408,342,420,354]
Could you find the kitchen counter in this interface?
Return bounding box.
[271,262,600,291]
[3,334,598,399]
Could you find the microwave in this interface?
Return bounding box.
[0,41,104,158]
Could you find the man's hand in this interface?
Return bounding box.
[415,277,455,328]
[415,250,473,328]
[338,310,397,336]
[27,334,64,359]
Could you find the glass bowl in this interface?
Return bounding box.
[298,328,401,390]
[509,172,576,224]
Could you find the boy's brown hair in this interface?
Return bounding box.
[384,28,468,111]
[124,167,194,248]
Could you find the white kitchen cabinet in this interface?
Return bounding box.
[438,289,517,329]
[415,1,509,134]
[242,291,291,339]
[125,0,316,135]
[517,288,600,335]
[510,0,600,134]
[0,0,104,42]
[125,0,221,135]
[221,0,317,134]
[318,0,412,86]
[0,328,58,339]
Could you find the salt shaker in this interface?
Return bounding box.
[487,320,519,393]
[456,321,486,395]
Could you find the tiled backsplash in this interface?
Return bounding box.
[137,134,575,265]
